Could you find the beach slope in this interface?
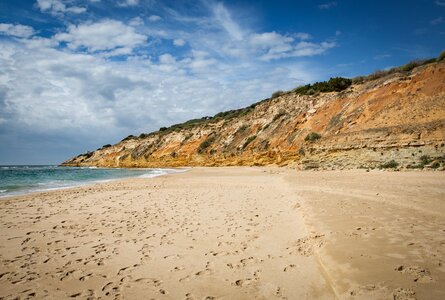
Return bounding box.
[0,168,444,299]
[0,168,333,299]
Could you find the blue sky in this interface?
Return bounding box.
[0,0,444,164]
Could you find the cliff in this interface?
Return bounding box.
[62,60,445,170]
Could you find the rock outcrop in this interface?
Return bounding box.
[62,61,445,170]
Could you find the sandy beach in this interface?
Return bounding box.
[0,168,444,299]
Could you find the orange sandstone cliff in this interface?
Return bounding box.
[62,61,445,170]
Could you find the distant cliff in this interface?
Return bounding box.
[62,58,445,170]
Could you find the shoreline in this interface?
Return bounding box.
[1,165,439,200]
[0,167,444,299]
[0,166,189,199]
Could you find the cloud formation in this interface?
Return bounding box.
[117,0,139,7]
[36,0,86,15]
[0,0,336,163]
[0,23,35,38]
[148,15,162,22]
[173,38,186,46]
[249,32,335,61]
[212,2,244,41]
[54,20,147,54]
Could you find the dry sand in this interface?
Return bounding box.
[0,168,444,299]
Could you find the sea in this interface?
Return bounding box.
[0,165,185,198]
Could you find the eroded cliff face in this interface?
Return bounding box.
[63,62,445,170]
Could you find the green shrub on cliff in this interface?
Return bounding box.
[304,132,321,142]
[198,134,217,153]
[242,135,257,149]
[380,160,399,169]
[121,135,136,141]
[399,60,430,72]
[292,77,352,96]
[326,77,353,91]
[420,155,431,166]
[271,90,284,98]
[83,151,94,159]
[355,56,439,84]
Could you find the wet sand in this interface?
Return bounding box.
[285,170,445,299]
[0,168,444,299]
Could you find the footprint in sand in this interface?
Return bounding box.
[395,265,434,283]
[283,264,296,272]
[234,278,253,287]
[185,292,197,300]
[59,270,81,281]
[117,264,141,276]
[287,234,324,257]
[393,288,417,300]
[133,277,162,286]
[101,281,121,297]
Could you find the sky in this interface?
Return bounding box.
[0,0,444,165]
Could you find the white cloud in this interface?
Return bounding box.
[293,41,336,56]
[0,23,35,38]
[159,53,176,64]
[249,31,336,61]
[0,35,318,147]
[318,2,337,10]
[129,17,144,27]
[435,1,445,7]
[295,32,311,40]
[1,1,337,163]
[185,50,218,72]
[146,3,336,62]
[250,31,293,48]
[173,38,186,46]
[211,2,244,41]
[36,0,86,15]
[54,20,147,54]
[100,46,133,57]
[148,15,162,22]
[117,0,139,7]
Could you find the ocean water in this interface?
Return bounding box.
[0,165,184,197]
